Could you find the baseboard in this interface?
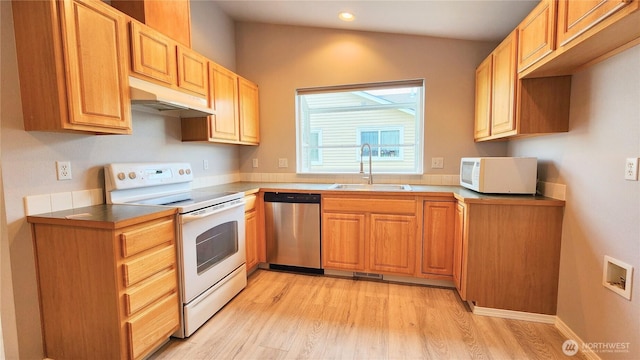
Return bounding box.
[469,303,556,324]
[555,318,602,360]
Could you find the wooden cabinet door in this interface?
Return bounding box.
[420,202,455,277]
[209,63,240,141]
[557,0,631,47]
[322,213,367,271]
[142,0,191,47]
[177,46,208,98]
[238,77,260,144]
[453,202,466,300]
[59,0,131,132]
[490,30,518,136]
[369,214,416,275]
[130,21,177,86]
[518,0,557,72]
[112,0,192,47]
[245,209,259,271]
[474,55,492,140]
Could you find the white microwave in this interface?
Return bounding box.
[459,157,538,194]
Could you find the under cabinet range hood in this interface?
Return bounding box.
[128,76,214,118]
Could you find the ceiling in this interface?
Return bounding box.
[213,0,539,42]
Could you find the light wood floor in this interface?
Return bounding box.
[151,269,585,359]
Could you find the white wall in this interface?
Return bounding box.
[0,2,238,357]
[509,45,640,358]
[234,23,508,178]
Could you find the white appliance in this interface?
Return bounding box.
[459,157,538,194]
[105,162,246,338]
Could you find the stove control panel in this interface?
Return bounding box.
[105,162,193,191]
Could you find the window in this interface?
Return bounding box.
[358,128,403,159]
[296,79,424,174]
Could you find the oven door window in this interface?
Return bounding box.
[196,221,238,274]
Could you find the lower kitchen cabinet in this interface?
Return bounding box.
[322,195,418,276]
[456,198,565,315]
[369,214,416,275]
[244,194,260,271]
[453,202,467,299]
[27,206,180,360]
[418,201,456,279]
[322,212,367,271]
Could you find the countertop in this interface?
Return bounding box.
[26,183,564,226]
[26,204,177,229]
[197,182,565,206]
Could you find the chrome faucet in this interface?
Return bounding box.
[359,143,373,185]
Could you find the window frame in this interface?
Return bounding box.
[295,79,424,175]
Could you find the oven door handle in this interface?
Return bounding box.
[181,201,245,224]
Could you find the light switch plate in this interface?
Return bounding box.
[278,158,288,168]
[431,157,444,169]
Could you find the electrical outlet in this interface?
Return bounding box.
[252,159,259,168]
[278,158,288,168]
[203,159,209,170]
[625,157,638,181]
[56,161,72,180]
[431,157,444,169]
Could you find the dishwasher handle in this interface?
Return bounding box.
[263,192,320,204]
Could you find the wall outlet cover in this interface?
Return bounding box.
[56,161,72,180]
[625,157,638,181]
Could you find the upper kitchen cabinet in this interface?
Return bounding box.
[520,0,640,78]
[111,0,191,47]
[202,63,241,142]
[474,56,492,139]
[181,64,260,145]
[128,20,208,99]
[238,77,261,145]
[12,0,132,134]
[176,45,208,98]
[489,31,518,138]
[129,20,177,86]
[475,30,572,142]
[557,0,632,47]
[517,0,557,72]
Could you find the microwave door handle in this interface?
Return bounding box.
[181,201,245,224]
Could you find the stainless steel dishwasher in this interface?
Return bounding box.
[264,192,322,274]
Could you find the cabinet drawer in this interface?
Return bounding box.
[127,292,179,359]
[124,269,177,316]
[245,194,257,212]
[121,218,175,257]
[323,197,416,214]
[123,245,175,287]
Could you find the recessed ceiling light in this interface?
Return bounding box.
[339,12,355,22]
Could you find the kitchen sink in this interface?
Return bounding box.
[328,183,412,191]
